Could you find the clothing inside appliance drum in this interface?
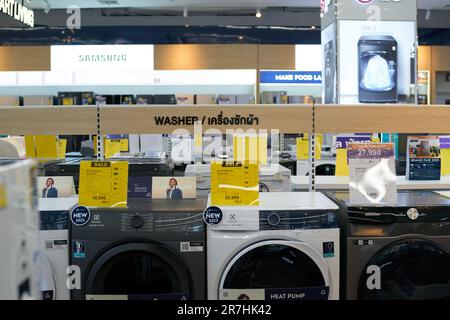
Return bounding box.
[358,240,450,300]
[220,241,330,300]
[360,51,396,92]
[86,243,190,300]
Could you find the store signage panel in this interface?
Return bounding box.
[0,0,34,27]
[260,71,322,84]
[338,0,417,22]
[51,45,154,72]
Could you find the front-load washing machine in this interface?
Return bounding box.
[207,192,340,300]
[358,35,398,103]
[297,159,336,176]
[0,159,40,300]
[36,197,78,300]
[70,198,207,300]
[327,191,450,300]
[185,164,291,196]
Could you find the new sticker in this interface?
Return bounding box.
[203,206,223,226]
[71,206,91,226]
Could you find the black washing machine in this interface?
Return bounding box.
[327,191,450,300]
[358,35,398,103]
[70,198,207,300]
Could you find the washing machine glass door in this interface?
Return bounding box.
[219,240,330,300]
[360,51,396,92]
[33,251,57,300]
[85,243,190,300]
[358,239,450,300]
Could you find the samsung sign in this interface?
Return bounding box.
[51,45,154,72]
[0,0,34,28]
[260,71,322,84]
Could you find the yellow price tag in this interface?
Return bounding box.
[104,139,123,159]
[35,135,58,159]
[335,149,350,176]
[211,162,259,206]
[119,139,129,152]
[25,135,36,158]
[296,134,322,160]
[57,139,67,159]
[233,134,267,164]
[0,184,7,208]
[78,161,129,208]
[441,149,450,176]
[194,133,202,149]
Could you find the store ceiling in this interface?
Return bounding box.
[25,0,450,10]
[26,0,318,10]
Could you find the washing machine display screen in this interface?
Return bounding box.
[360,52,396,92]
[87,251,189,300]
[358,240,450,300]
[40,210,68,230]
[221,244,329,300]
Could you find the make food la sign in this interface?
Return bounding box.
[0,0,34,27]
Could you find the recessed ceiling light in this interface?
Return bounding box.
[256,8,262,18]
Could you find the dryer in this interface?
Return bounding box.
[37,197,78,300]
[70,198,207,300]
[185,164,291,196]
[328,191,450,300]
[207,192,340,300]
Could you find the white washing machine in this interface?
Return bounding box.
[207,192,340,300]
[0,159,39,300]
[37,197,78,300]
[296,158,336,176]
[185,164,291,196]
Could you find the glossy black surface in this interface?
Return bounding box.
[91,251,181,295]
[223,244,325,289]
[358,239,450,300]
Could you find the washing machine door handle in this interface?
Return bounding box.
[33,250,57,300]
[220,240,330,291]
[278,240,330,287]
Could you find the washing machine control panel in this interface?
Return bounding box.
[130,215,145,229]
[260,210,339,230]
[121,213,154,232]
[120,212,204,233]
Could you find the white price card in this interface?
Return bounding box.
[348,143,397,206]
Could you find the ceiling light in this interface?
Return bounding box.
[256,8,262,18]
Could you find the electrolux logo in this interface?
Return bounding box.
[78,54,128,63]
[0,0,34,28]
